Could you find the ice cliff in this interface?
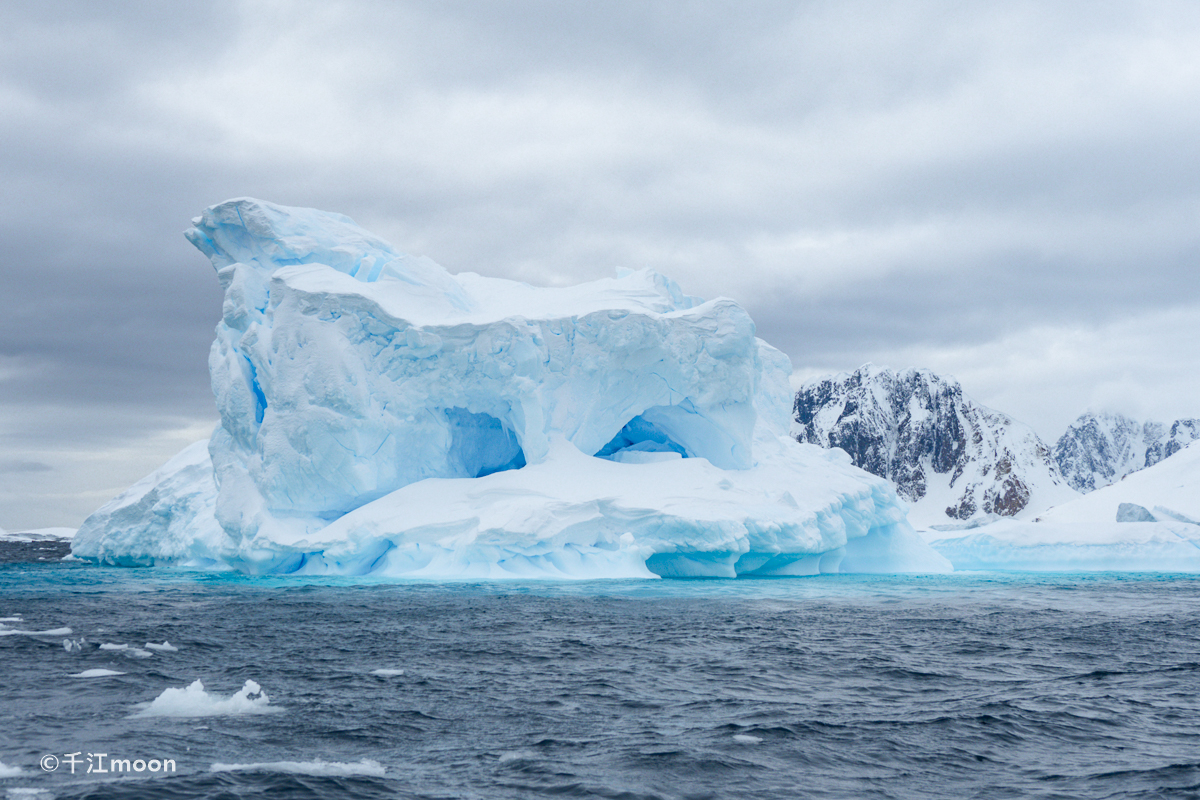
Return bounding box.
[73,199,949,578]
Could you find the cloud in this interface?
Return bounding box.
[0,460,53,473]
[2,1,1200,525]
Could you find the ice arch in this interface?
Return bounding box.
[445,408,526,478]
[594,404,752,469]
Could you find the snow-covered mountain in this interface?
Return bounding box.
[792,365,1078,528]
[1054,412,1200,492]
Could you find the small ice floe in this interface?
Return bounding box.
[63,637,87,653]
[370,668,405,677]
[70,669,126,678]
[133,679,283,718]
[144,641,178,652]
[209,759,385,777]
[732,734,763,744]
[0,617,22,623]
[0,760,22,777]
[100,643,153,658]
[6,789,54,799]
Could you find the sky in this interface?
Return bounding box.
[2,1,1199,530]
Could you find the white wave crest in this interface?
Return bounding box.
[0,627,71,637]
[209,758,385,777]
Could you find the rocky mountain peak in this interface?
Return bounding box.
[793,365,1076,526]
[1055,412,1200,492]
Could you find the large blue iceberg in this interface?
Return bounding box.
[73,199,949,578]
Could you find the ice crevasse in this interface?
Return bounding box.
[72,199,950,578]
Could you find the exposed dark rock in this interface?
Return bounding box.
[1055,412,1200,492]
[793,365,1071,521]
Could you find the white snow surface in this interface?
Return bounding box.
[930,442,1200,571]
[72,198,949,578]
[1037,440,1200,526]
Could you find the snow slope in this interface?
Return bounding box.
[930,442,1200,571]
[73,198,948,578]
[1038,440,1199,526]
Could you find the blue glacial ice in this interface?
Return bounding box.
[73,198,949,578]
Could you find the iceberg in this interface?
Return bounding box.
[73,198,949,578]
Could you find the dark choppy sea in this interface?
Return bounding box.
[1,553,1199,799]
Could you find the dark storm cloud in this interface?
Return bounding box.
[3,0,1200,527]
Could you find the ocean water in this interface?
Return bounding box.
[1,557,1199,799]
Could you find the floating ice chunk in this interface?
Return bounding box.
[209,759,385,777]
[100,643,151,656]
[732,734,763,744]
[0,617,22,623]
[144,641,178,652]
[370,668,405,677]
[134,679,282,718]
[70,669,126,678]
[0,761,21,777]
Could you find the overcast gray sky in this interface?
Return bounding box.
[2,1,1199,530]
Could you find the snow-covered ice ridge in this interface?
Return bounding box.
[73,198,948,578]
